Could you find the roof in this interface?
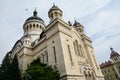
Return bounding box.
[73,20,83,27]
[110,47,120,59]
[48,4,62,14]
[25,10,44,23]
[100,60,112,68]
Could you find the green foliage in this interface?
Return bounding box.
[0,52,11,80]
[0,53,21,80]
[23,58,60,80]
[10,55,21,80]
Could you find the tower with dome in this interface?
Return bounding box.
[100,47,120,80]
[9,5,104,80]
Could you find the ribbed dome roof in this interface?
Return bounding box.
[25,10,44,22]
[48,4,62,14]
[110,47,120,59]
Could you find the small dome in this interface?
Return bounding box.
[73,20,83,27]
[48,4,62,14]
[25,10,44,23]
[110,47,120,59]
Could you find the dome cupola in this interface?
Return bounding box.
[110,47,120,63]
[23,9,45,41]
[25,10,44,23]
[110,47,120,59]
[74,20,84,32]
[48,4,63,22]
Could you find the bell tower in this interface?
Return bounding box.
[74,20,84,33]
[48,4,63,22]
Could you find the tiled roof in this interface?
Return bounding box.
[100,60,112,68]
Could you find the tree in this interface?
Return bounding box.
[0,52,11,80]
[10,55,21,80]
[23,58,60,80]
[0,53,21,80]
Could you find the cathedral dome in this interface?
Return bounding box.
[25,10,44,23]
[23,9,45,41]
[110,47,120,59]
[25,16,44,22]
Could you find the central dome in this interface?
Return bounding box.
[25,10,44,23]
[23,9,45,40]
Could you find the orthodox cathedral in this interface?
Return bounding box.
[9,4,104,80]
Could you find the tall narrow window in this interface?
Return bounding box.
[42,54,45,63]
[78,45,84,57]
[78,45,82,56]
[68,45,73,65]
[45,51,48,63]
[74,40,80,56]
[39,56,41,62]
[53,46,57,63]
[73,42,77,55]
[76,43,80,56]
[93,54,98,69]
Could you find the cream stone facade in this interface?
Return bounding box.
[9,5,104,80]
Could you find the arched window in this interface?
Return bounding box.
[51,13,53,18]
[73,40,80,56]
[40,25,41,29]
[36,24,39,29]
[33,24,35,27]
[84,71,87,80]
[33,24,35,29]
[55,12,58,16]
[41,53,45,63]
[25,27,27,32]
[68,45,74,66]
[53,46,57,63]
[26,25,29,31]
[91,72,95,80]
[45,51,48,63]
[36,24,38,27]
[78,45,84,57]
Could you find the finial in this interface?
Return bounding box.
[35,7,36,11]
[110,46,113,51]
[74,18,77,26]
[53,3,55,7]
[26,8,28,11]
[33,7,37,16]
[74,18,76,22]
[74,18,78,24]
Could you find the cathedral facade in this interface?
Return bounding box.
[9,5,104,80]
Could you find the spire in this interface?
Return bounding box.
[110,47,120,59]
[73,19,80,26]
[110,46,114,51]
[74,19,77,23]
[33,7,37,16]
[53,2,55,7]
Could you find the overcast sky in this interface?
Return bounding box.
[0,0,120,64]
